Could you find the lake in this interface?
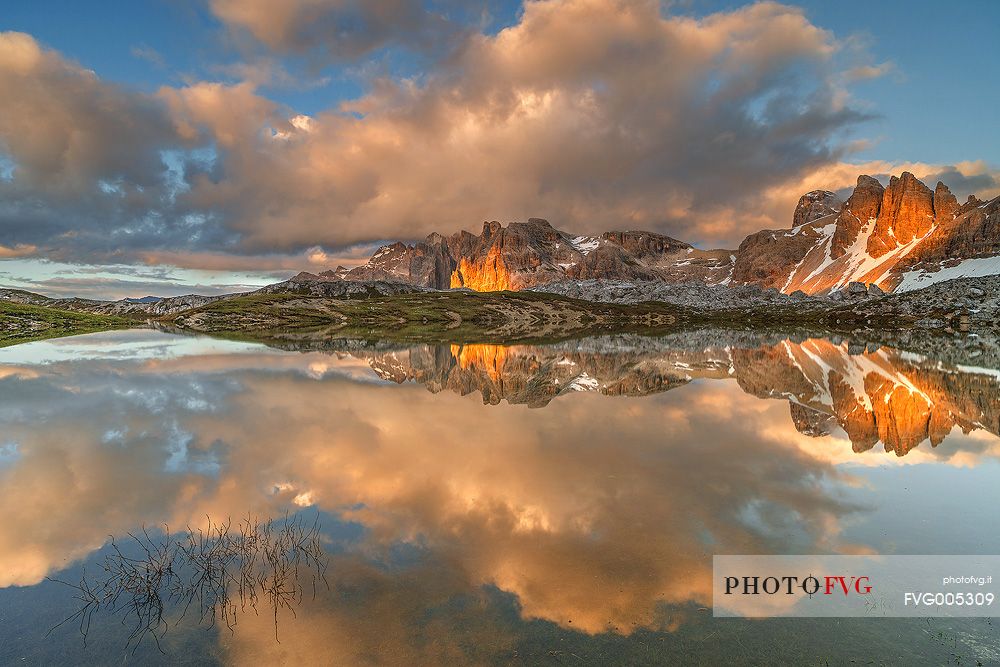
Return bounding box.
[1,329,999,665]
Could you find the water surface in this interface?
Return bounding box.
[1,329,999,665]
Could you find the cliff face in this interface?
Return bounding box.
[733,172,1000,294]
[831,175,884,260]
[314,172,999,295]
[449,219,567,290]
[887,195,1000,290]
[868,172,936,258]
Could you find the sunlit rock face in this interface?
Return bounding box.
[731,189,843,292]
[450,246,514,291]
[354,336,1000,456]
[890,195,1000,287]
[832,175,885,261]
[793,190,843,229]
[868,172,936,258]
[732,172,1000,294]
[447,219,677,290]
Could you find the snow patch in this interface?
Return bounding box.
[895,256,1000,292]
[569,236,600,255]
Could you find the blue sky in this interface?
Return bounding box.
[790,0,1000,164]
[0,0,998,298]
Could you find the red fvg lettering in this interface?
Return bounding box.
[823,576,872,595]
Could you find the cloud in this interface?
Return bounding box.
[168,0,885,250]
[137,244,375,272]
[1,4,997,280]
[0,31,232,264]
[0,32,176,195]
[130,44,166,69]
[208,0,480,62]
[0,243,37,259]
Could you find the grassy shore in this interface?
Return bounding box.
[0,301,130,347]
[169,290,692,345]
[165,288,888,346]
[0,280,982,350]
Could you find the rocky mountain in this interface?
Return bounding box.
[323,218,733,291]
[324,172,999,295]
[733,172,1000,294]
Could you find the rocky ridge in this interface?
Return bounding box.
[734,173,1000,294]
[330,218,733,292]
[324,172,999,296]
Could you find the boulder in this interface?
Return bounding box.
[846,282,868,297]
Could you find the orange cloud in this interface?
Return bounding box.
[0,243,37,258]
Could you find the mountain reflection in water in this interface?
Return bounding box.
[351,334,999,457]
[0,329,999,665]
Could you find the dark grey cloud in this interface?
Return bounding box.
[208,0,495,63]
[919,164,1000,202]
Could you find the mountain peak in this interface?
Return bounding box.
[866,171,935,258]
[526,217,554,227]
[793,190,842,228]
[933,181,960,220]
[830,174,884,259]
[856,174,883,190]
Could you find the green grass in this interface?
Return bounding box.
[171,288,873,343]
[0,301,131,347]
[171,289,690,344]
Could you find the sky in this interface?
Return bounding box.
[0,0,998,299]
